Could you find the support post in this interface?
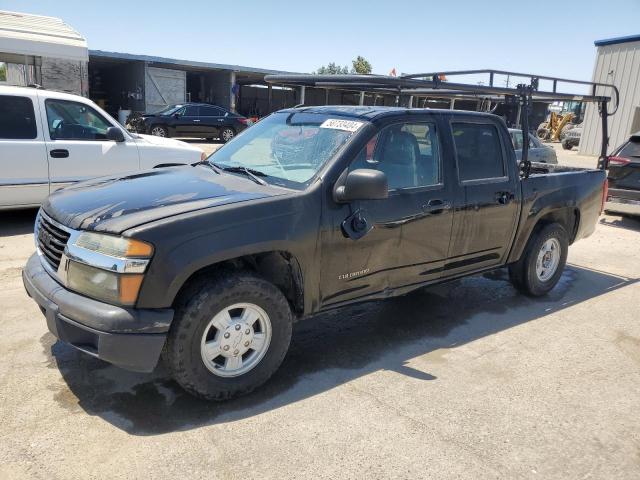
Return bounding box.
[325,88,329,105]
[267,83,273,113]
[359,91,365,106]
[519,84,531,178]
[408,95,413,108]
[229,71,236,112]
[598,100,609,169]
[300,86,306,105]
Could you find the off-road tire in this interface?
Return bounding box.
[164,271,293,401]
[509,223,568,297]
[562,140,573,150]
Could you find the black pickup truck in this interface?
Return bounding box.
[23,106,607,400]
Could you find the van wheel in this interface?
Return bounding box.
[562,140,572,150]
[509,223,568,297]
[151,126,169,137]
[164,272,293,401]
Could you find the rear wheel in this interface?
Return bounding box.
[509,223,568,296]
[164,272,293,400]
[220,127,235,143]
[150,125,169,137]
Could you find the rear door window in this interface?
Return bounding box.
[0,95,37,139]
[200,106,225,117]
[452,123,505,181]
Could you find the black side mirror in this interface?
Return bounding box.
[173,112,181,118]
[106,126,125,142]
[334,169,388,203]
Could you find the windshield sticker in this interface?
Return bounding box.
[320,119,364,132]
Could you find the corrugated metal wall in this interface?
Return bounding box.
[580,40,640,155]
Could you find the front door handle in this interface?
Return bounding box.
[49,149,69,158]
[193,119,201,122]
[422,199,451,214]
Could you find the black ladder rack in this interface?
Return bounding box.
[265,69,619,175]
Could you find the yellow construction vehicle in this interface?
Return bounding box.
[536,112,575,141]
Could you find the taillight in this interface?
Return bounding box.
[600,178,608,214]
[237,118,249,125]
[607,156,631,166]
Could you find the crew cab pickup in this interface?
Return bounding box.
[0,85,205,209]
[23,106,607,400]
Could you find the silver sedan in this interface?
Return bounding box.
[509,128,558,164]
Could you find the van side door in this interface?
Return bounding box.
[445,118,520,276]
[0,93,49,208]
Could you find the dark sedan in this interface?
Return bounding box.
[142,103,249,142]
[606,132,640,216]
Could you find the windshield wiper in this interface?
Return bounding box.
[220,166,268,185]
[192,160,222,174]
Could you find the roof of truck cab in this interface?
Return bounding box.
[277,105,499,120]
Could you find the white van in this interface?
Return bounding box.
[0,85,205,209]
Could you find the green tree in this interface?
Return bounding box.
[314,62,349,75]
[0,63,6,82]
[351,56,372,75]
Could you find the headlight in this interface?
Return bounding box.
[66,232,154,306]
[67,262,144,306]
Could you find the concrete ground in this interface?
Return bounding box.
[1,144,639,479]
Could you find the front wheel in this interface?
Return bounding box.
[562,140,573,150]
[509,223,568,297]
[164,272,293,400]
[150,125,169,137]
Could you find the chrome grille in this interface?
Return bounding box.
[36,213,71,270]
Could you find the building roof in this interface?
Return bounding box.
[594,34,640,47]
[0,10,88,61]
[89,50,298,77]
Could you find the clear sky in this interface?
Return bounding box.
[2,0,639,82]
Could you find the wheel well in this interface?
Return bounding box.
[536,208,580,243]
[175,251,304,316]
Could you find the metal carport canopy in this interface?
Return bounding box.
[0,10,88,62]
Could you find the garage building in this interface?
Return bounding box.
[580,34,640,155]
[0,10,88,95]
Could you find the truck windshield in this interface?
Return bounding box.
[207,112,366,188]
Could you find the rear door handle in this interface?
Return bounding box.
[193,119,201,122]
[422,199,451,214]
[496,191,513,205]
[49,149,69,158]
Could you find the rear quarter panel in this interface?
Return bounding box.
[508,168,606,263]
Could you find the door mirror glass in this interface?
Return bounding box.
[106,126,125,142]
[334,169,388,203]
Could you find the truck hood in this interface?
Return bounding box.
[42,166,289,234]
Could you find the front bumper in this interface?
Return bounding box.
[23,253,173,372]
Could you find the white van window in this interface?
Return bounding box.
[45,99,112,141]
[0,95,37,139]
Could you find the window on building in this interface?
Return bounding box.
[452,123,505,181]
[0,95,37,139]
